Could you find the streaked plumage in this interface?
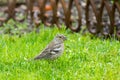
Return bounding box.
[34,34,67,60]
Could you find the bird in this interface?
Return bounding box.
[34,34,67,60]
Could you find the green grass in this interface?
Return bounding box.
[0,26,120,80]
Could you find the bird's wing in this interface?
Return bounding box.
[42,41,61,55]
[50,43,62,54]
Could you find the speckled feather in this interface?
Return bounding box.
[34,34,66,60]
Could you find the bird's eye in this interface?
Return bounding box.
[59,36,62,38]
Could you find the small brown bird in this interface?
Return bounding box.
[34,34,67,60]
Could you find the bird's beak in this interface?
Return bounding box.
[64,36,67,40]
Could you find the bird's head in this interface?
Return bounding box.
[56,34,67,41]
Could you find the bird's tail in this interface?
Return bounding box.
[34,56,43,60]
[24,55,43,62]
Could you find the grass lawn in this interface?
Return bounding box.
[0,26,120,80]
